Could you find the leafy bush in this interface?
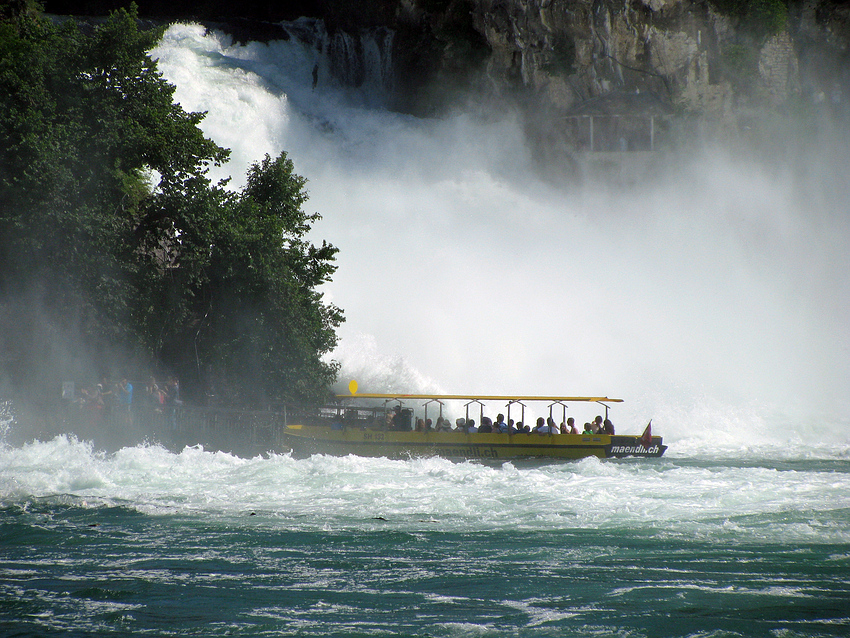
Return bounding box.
[0,3,343,405]
[710,0,788,39]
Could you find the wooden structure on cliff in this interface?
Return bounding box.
[564,92,674,152]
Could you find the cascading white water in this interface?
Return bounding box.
[150,23,850,454]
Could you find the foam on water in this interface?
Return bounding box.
[2,436,848,545]
[149,24,850,449]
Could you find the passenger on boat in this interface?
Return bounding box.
[434,417,451,432]
[582,422,594,434]
[478,417,493,433]
[560,421,568,434]
[415,418,427,432]
[390,405,413,431]
[466,419,477,433]
[603,419,615,434]
[535,417,556,434]
[568,417,579,434]
[495,414,508,433]
[455,418,466,431]
[592,415,604,433]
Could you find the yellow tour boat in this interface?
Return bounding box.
[282,386,667,461]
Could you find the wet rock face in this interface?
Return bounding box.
[466,0,736,113]
[419,0,844,118]
[48,0,849,118]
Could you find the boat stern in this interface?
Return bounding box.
[605,435,667,458]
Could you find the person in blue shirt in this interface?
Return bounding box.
[117,378,133,425]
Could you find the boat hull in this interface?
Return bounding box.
[282,425,667,460]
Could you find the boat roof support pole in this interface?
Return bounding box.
[548,401,568,427]
[464,399,484,425]
[507,399,526,429]
[422,399,445,424]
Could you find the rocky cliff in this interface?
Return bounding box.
[398,0,848,118]
[47,0,850,143]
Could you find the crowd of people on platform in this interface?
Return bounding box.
[390,408,615,435]
[72,375,182,424]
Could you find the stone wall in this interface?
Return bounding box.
[759,30,800,104]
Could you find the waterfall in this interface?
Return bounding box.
[277,18,394,104]
[150,23,850,445]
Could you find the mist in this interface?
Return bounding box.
[151,24,850,443]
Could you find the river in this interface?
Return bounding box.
[2,20,849,637]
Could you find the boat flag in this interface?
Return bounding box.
[640,420,652,448]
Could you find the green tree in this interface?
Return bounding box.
[142,154,343,405]
[0,2,343,405]
[1,3,224,339]
[710,0,787,40]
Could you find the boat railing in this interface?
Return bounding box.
[285,393,625,434]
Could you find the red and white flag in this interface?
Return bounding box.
[640,420,652,448]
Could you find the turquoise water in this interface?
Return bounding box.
[2,436,848,637]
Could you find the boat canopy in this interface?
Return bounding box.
[336,393,623,403]
[332,387,624,426]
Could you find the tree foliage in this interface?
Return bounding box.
[710,0,788,41]
[0,2,343,405]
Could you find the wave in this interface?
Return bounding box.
[3,435,848,546]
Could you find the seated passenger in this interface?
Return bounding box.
[415,418,427,432]
[478,416,493,433]
[560,421,568,434]
[465,419,477,433]
[582,422,593,435]
[567,417,579,434]
[547,417,559,433]
[603,419,615,434]
[494,413,508,433]
[592,415,603,433]
[534,417,549,434]
[455,417,466,431]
